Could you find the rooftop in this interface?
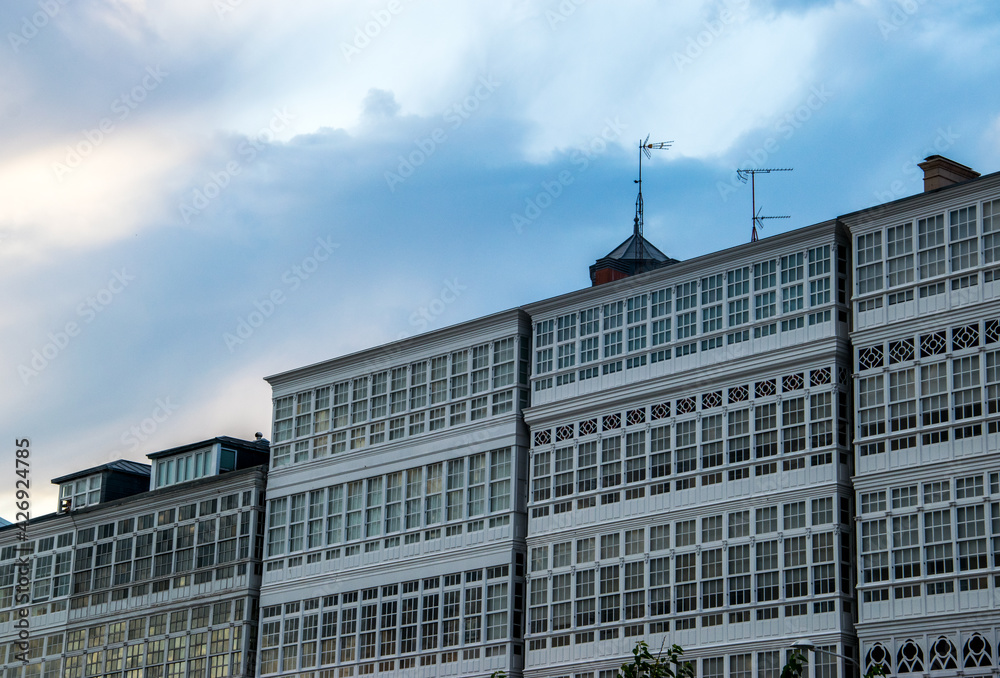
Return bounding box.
[51,459,150,485]
[146,435,269,460]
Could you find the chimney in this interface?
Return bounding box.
[917,155,980,192]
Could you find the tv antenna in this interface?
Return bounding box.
[736,167,792,242]
[634,135,672,243]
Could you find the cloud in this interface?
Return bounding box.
[0,125,197,263]
[361,88,401,121]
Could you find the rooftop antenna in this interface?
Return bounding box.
[736,167,792,242]
[634,135,672,269]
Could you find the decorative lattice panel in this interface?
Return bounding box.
[865,643,892,675]
[701,391,722,409]
[533,430,551,446]
[728,385,749,403]
[963,634,993,668]
[929,637,958,671]
[626,408,645,426]
[896,641,924,674]
[650,402,670,420]
[755,379,776,398]
[858,345,884,371]
[556,425,574,442]
[810,368,831,386]
[676,397,696,415]
[602,413,621,431]
[952,323,980,350]
[782,373,804,392]
[579,419,597,436]
[920,331,947,357]
[888,339,914,364]
[985,319,1000,345]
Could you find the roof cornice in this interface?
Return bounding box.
[525,219,844,316]
[265,308,529,388]
[145,435,267,460]
[51,459,150,485]
[838,168,1000,229]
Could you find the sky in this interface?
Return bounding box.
[2,0,1000,519]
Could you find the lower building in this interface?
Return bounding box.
[0,436,269,678]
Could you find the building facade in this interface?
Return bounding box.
[0,436,269,678]
[522,221,856,678]
[258,310,532,678]
[845,158,1000,676]
[251,155,1000,678]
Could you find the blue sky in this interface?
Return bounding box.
[2,0,1000,518]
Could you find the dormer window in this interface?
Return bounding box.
[59,476,101,511]
[220,448,236,472]
[154,449,214,488]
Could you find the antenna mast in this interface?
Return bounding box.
[736,167,792,242]
[634,135,672,263]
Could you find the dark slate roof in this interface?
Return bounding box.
[589,229,680,286]
[51,459,151,485]
[146,435,269,460]
[601,233,671,263]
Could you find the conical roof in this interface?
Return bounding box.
[602,232,670,263]
[589,230,678,286]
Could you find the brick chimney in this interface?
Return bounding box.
[917,155,980,192]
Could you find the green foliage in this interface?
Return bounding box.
[779,651,808,678]
[620,641,695,678]
[489,672,506,678]
[863,664,887,678]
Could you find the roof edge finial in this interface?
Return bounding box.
[634,135,671,269]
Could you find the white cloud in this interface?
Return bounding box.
[0,125,196,262]
[517,1,854,160]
